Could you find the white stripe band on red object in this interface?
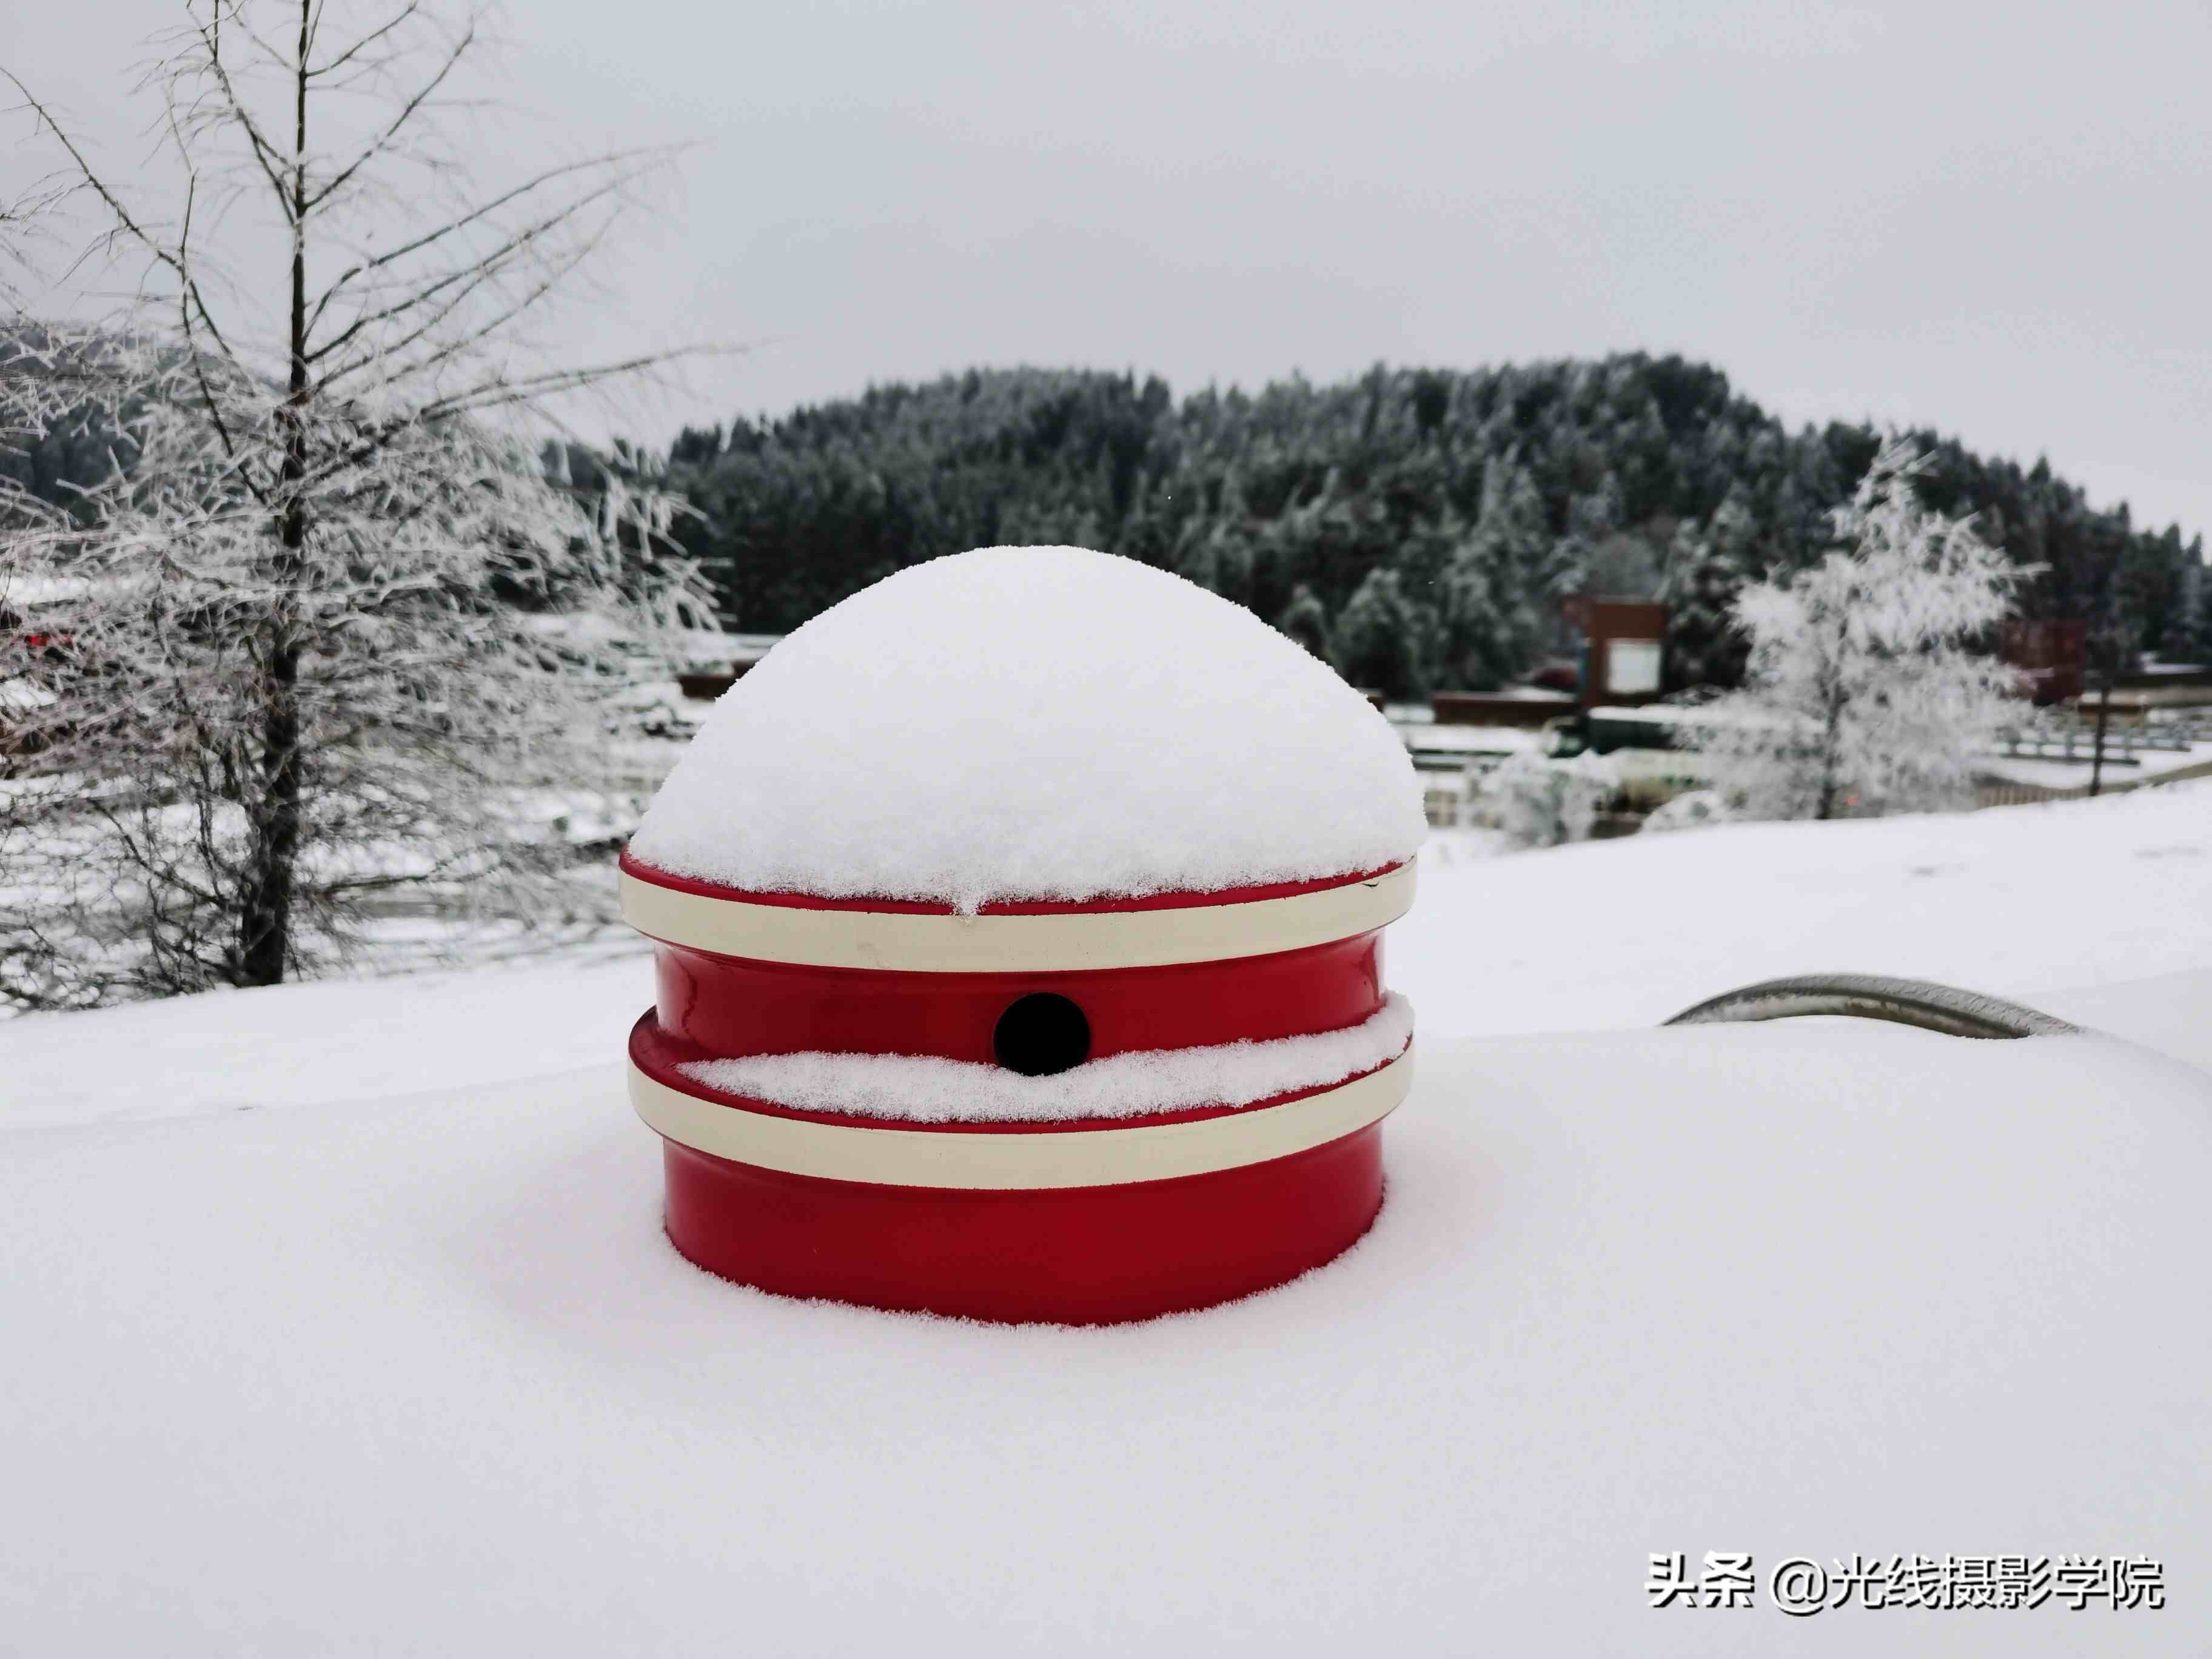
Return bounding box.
[630,1048,1412,1189]
[620,862,1416,972]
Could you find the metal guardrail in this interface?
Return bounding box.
[1996,708,2212,762]
[1664,974,2077,1039]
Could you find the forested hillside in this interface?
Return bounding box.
[12,347,2205,700]
[658,356,2207,697]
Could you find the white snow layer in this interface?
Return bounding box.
[4,1026,2208,1656]
[679,993,1414,1122]
[8,782,2212,1650]
[625,546,1428,910]
[12,780,2212,1131]
[1395,779,2212,1047]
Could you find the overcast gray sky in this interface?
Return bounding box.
[8,0,2211,537]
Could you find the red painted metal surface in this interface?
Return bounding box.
[651,932,1384,1063]
[623,855,1407,1323]
[659,1125,1386,1324]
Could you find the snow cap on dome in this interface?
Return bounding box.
[627,546,1426,911]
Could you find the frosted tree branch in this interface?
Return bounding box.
[1,0,724,1007]
[1687,437,2029,820]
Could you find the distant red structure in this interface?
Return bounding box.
[1431,689,1574,729]
[2002,620,2087,705]
[1562,597,1669,710]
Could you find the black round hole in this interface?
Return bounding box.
[993,993,1091,1077]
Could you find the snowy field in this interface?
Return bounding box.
[4,784,2210,1652]
[15,780,2212,1128]
[1401,779,2212,1067]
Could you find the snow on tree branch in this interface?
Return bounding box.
[1,0,722,1007]
[1686,437,2028,822]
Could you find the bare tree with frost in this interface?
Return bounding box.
[0,1,718,1008]
[1688,438,2023,822]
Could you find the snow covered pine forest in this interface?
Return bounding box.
[4,1,2211,1654]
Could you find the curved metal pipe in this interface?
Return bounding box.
[1664,974,2077,1040]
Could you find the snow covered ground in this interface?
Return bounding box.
[1401,779,2212,1068]
[3,785,2210,1652]
[16,780,2208,1130]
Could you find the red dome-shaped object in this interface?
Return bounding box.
[622,851,1416,1324]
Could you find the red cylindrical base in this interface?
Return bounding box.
[659,1126,1386,1325]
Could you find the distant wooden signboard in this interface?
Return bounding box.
[1570,599,1669,709]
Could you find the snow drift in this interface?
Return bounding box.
[2,1024,2207,1655]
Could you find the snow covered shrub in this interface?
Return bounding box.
[1641,789,1731,834]
[1687,438,2024,822]
[1478,750,1620,848]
